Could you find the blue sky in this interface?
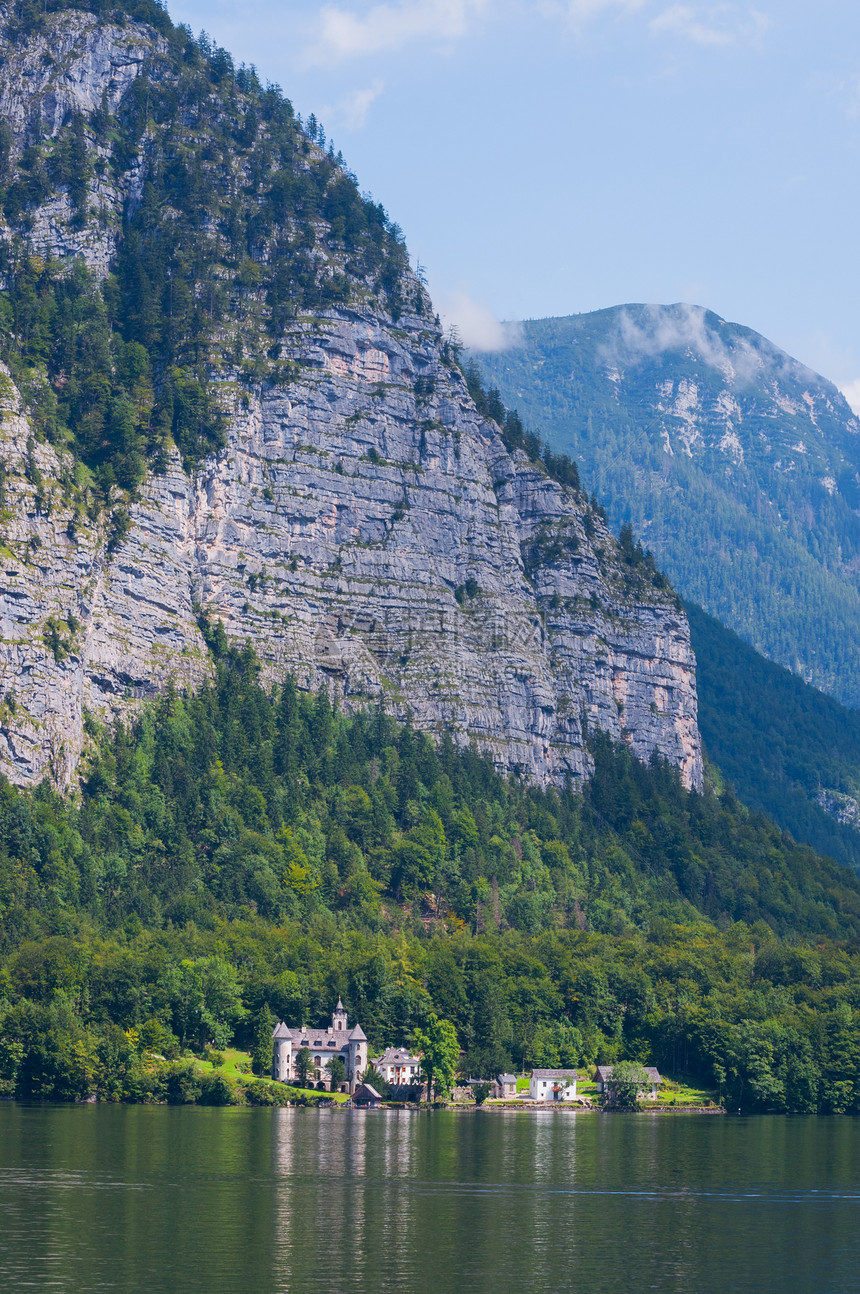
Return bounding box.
[169,0,860,403]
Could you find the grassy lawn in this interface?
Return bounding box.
[655,1078,718,1108]
[194,1047,254,1080]
[278,1084,352,1104]
[193,1049,353,1103]
[510,1071,718,1109]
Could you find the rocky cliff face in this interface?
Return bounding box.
[0,5,702,791]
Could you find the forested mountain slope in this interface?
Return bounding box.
[0,1,700,792]
[2,652,860,1112]
[688,603,860,871]
[2,0,860,1119]
[476,306,860,708]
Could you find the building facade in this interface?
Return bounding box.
[494,1073,518,1099]
[528,1069,579,1101]
[373,1047,422,1087]
[272,1000,368,1093]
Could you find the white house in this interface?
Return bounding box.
[529,1069,578,1101]
[373,1046,422,1087]
[272,1000,368,1093]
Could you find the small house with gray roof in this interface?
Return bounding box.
[353,1083,382,1108]
[272,1000,368,1093]
[529,1069,579,1101]
[494,1073,518,1099]
[595,1065,662,1101]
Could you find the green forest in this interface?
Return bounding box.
[1,0,860,1121]
[3,634,860,1112]
[689,603,860,872]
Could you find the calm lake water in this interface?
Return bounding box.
[1,1106,858,1293]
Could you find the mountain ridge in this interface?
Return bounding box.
[476,304,860,708]
[2,0,860,1120]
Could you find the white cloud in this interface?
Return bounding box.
[650,4,770,46]
[608,302,792,386]
[303,0,768,65]
[436,288,522,352]
[538,0,646,27]
[323,78,385,129]
[307,0,488,63]
[841,380,860,416]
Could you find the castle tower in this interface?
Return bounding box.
[272,1022,292,1082]
[347,1023,367,1093]
[332,998,348,1032]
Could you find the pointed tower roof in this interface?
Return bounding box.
[336,998,344,1011]
[348,1024,367,1041]
[273,1022,290,1039]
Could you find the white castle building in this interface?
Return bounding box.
[272,1000,368,1093]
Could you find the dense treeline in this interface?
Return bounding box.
[3,643,860,1110]
[688,602,860,871]
[0,0,412,494]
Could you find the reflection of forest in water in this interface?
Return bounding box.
[1,1105,859,1294]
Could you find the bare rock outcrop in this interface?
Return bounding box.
[0,310,702,790]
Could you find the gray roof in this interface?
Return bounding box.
[497,1073,518,1083]
[355,1084,381,1100]
[531,1069,579,1079]
[271,1025,353,1048]
[336,998,344,1010]
[596,1065,661,1083]
[349,1024,367,1041]
[374,1047,420,1065]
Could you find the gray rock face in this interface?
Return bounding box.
[0,9,703,793]
[0,7,160,274]
[0,309,702,791]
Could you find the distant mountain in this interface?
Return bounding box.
[476,306,860,708]
[688,602,860,871]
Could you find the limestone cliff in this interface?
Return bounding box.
[0,3,702,791]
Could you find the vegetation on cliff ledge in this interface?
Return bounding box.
[0,0,413,498]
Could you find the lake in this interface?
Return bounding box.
[1,1105,858,1292]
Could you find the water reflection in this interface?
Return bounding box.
[1,1106,859,1293]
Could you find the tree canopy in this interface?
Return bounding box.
[2,645,860,1111]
